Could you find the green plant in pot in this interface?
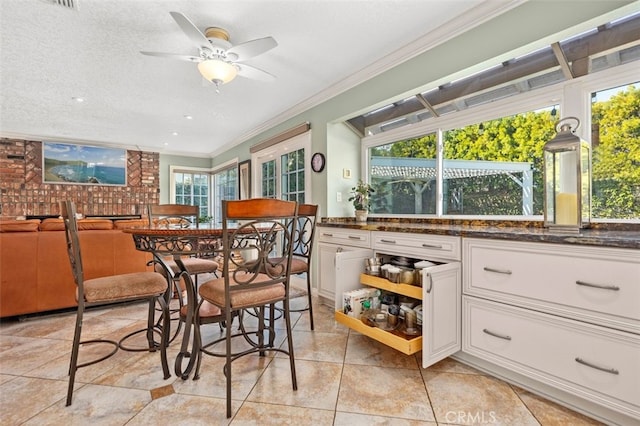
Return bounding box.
[349,180,374,223]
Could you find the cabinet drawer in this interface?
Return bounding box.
[335,311,422,355]
[463,238,640,333]
[317,227,371,248]
[374,231,461,261]
[463,296,640,416]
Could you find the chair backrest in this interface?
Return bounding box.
[148,204,200,228]
[292,204,318,262]
[60,200,85,292]
[221,198,299,299]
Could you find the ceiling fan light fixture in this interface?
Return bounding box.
[198,59,238,86]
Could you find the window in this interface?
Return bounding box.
[261,160,276,198]
[281,149,305,203]
[442,108,557,216]
[591,82,640,219]
[172,169,211,219]
[359,12,639,221]
[369,134,437,215]
[211,164,237,226]
[253,131,311,203]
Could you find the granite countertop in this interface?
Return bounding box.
[318,218,640,250]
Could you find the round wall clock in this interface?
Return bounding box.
[311,152,325,172]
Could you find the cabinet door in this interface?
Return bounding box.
[317,242,372,308]
[422,262,462,368]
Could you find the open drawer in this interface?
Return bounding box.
[335,310,422,355]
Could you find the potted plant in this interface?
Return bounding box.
[349,180,374,223]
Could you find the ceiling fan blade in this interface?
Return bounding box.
[226,37,277,61]
[236,63,276,82]
[169,11,211,51]
[140,51,202,62]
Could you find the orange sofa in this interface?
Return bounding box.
[0,218,153,318]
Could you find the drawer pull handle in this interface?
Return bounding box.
[483,267,512,275]
[422,243,443,249]
[575,357,619,375]
[380,239,396,244]
[322,233,333,237]
[575,280,620,291]
[482,328,512,341]
[348,236,362,240]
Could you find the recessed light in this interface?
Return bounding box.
[172,132,179,136]
[184,115,193,120]
[72,97,84,103]
[164,142,169,146]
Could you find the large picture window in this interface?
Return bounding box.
[362,65,637,221]
[591,82,640,220]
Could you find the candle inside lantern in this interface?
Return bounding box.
[555,192,578,225]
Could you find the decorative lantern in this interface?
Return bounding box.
[543,117,591,231]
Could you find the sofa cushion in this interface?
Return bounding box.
[40,218,114,231]
[113,219,149,229]
[0,219,41,232]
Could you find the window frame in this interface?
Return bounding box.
[360,61,638,222]
[251,130,312,201]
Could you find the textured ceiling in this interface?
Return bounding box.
[1,0,511,157]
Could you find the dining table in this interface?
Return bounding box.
[123,223,226,379]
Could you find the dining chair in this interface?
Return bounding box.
[270,204,318,330]
[60,200,170,406]
[194,198,299,418]
[147,203,221,341]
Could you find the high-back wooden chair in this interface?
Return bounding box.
[269,204,318,329]
[60,200,170,406]
[195,198,299,418]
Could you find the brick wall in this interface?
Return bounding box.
[0,138,159,217]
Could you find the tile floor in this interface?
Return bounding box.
[0,277,604,425]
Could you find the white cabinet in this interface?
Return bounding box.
[317,227,372,303]
[463,297,640,420]
[332,231,462,369]
[460,237,640,425]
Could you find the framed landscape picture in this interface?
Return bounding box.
[43,142,127,185]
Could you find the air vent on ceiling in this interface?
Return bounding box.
[39,0,77,10]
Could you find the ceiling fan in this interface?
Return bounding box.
[141,11,278,92]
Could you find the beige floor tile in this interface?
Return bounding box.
[295,301,349,335]
[423,356,485,375]
[23,383,151,426]
[0,376,69,425]
[334,411,438,425]
[234,401,335,425]
[128,392,233,425]
[248,358,342,411]
[345,333,420,369]
[337,364,435,421]
[173,353,272,400]
[92,350,175,390]
[0,336,70,375]
[515,387,604,426]
[424,370,539,425]
[282,329,347,363]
